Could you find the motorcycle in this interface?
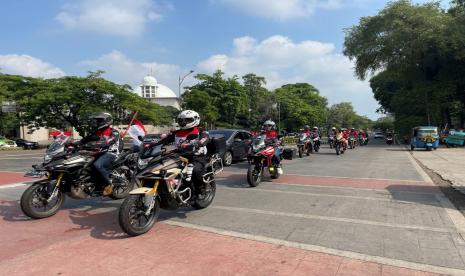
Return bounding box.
[247,135,282,187]
[328,135,335,149]
[335,136,346,155]
[358,135,368,146]
[21,138,138,219]
[118,136,224,236]
[312,134,320,152]
[296,133,312,158]
[348,136,356,149]
[386,136,394,145]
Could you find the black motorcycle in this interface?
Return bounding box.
[21,138,137,219]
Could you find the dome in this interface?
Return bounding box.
[142,75,157,86]
[156,84,178,98]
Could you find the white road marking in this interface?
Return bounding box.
[218,186,425,203]
[212,205,454,233]
[0,153,43,158]
[0,183,27,189]
[164,220,465,276]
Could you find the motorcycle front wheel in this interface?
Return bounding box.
[119,195,160,237]
[20,182,65,219]
[298,146,303,158]
[335,144,340,155]
[247,164,262,187]
[192,179,216,209]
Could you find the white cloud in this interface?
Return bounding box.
[219,0,372,20]
[0,54,65,78]
[56,0,166,37]
[198,35,379,119]
[80,50,189,96]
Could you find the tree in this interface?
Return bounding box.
[0,73,171,135]
[343,0,465,135]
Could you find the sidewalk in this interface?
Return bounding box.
[411,147,465,193]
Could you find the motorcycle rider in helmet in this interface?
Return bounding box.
[75,112,123,196]
[302,125,311,135]
[261,120,283,175]
[154,110,210,196]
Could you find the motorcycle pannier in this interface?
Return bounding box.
[207,136,226,155]
[282,148,295,160]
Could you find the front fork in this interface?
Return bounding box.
[46,172,63,202]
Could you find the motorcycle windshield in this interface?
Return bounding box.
[47,136,70,156]
[299,134,307,141]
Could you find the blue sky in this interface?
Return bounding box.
[0,0,438,119]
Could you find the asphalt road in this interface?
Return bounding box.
[1,139,465,275]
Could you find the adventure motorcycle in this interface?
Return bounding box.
[328,135,335,149]
[21,137,137,219]
[247,135,282,187]
[348,136,356,149]
[312,134,320,152]
[335,136,346,155]
[386,136,394,145]
[118,137,224,236]
[297,133,312,158]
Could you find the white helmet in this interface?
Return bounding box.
[313,126,318,130]
[177,110,200,129]
[263,120,276,129]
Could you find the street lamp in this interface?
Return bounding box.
[178,70,194,107]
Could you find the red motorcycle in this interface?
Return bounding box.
[247,135,281,187]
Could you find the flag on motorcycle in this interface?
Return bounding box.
[127,118,147,146]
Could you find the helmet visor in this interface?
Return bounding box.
[177,117,194,127]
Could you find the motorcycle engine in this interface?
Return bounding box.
[68,183,93,199]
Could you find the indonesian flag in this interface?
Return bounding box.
[128,118,147,146]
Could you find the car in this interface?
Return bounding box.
[0,136,17,148]
[10,138,39,149]
[374,132,384,139]
[209,129,252,166]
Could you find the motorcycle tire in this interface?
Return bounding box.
[298,146,303,158]
[192,179,216,209]
[247,164,262,187]
[20,182,65,219]
[119,195,160,236]
[270,166,280,179]
[335,144,340,155]
[306,147,310,156]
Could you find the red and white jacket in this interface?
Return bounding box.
[158,127,210,156]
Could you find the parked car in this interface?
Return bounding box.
[0,136,17,148]
[10,138,39,149]
[374,132,384,139]
[209,129,252,166]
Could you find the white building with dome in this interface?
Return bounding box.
[135,75,180,110]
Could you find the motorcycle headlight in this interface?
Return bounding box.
[44,154,51,163]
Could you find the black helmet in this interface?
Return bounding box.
[304,125,310,130]
[90,112,113,130]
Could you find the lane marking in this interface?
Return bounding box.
[164,220,465,276]
[283,173,428,183]
[0,157,42,160]
[0,183,27,189]
[0,153,44,158]
[212,205,454,233]
[222,181,442,196]
[218,186,434,204]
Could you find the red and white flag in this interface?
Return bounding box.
[128,118,147,146]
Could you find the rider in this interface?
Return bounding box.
[350,128,358,146]
[262,120,283,175]
[336,128,349,148]
[154,110,210,195]
[75,112,122,196]
[302,125,311,136]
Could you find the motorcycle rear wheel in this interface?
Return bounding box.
[247,164,262,187]
[119,195,160,237]
[192,179,216,209]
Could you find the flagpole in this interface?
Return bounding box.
[121,111,139,138]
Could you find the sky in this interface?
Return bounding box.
[0,0,438,119]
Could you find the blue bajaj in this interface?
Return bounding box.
[410,126,439,151]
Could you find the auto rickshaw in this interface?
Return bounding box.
[410,126,439,151]
[444,130,465,147]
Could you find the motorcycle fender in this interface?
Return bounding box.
[129,187,156,196]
